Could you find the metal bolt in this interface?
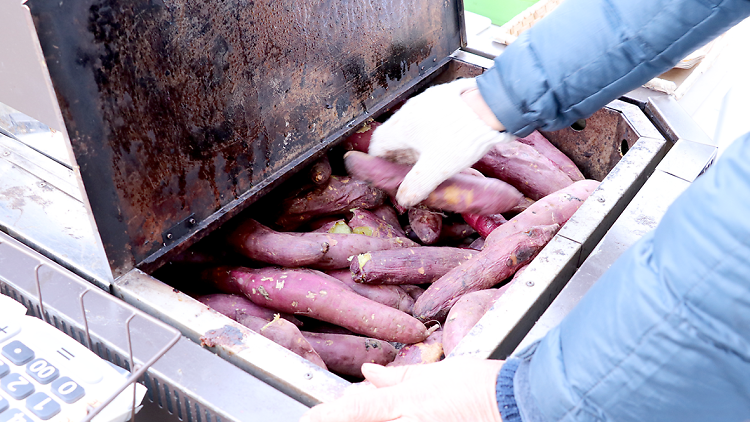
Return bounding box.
[189,218,196,225]
[421,66,425,70]
[304,372,313,380]
[598,197,605,203]
[433,58,437,62]
[166,233,173,240]
[2,151,9,156]
[38,182,46,188]
[525,280,535,287]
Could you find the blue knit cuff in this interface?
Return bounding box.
[496,358,522,422]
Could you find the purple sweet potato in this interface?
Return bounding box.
[226,219,329,267]
[517,131,584,182]
[486,180,599,247]
[442,287,510,355]
[326,269,415,313]
[344,151,524,214]
[438,222,476,243]
[309,155,332,185]
[401,285,426,302]
[387,328,444,367]
[351,247,478,285]
[203,266,428,343]
[302,332,397,377]
[343,121,382,152]
[371,205,406,236]
[236,315,327,369]
[287,232,417,270]
[467,237,485,251]
[462,213,507,238]
[348,208,405,239]
[196,293,302,327]
[412,225,559,322]
[408,207,443,245]
[276,175,386,229]
[473,141,574,200]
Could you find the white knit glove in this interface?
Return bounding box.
[369,78,515,207]
[300,358,505,422]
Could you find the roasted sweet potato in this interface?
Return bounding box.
[302,332,397,377]
[371,205,406,236]
[237,315,327,369]
[486,180,599,246]
[408,207,443,245]
[326,269,415,313]
[309,155,332,185]
[462,213,507,238]
[412,225,559,322]
[196,293,302,327]
[344,151,524,214]
[442,288,510,355]
[348,208,405,239]
[288,232,417,270]
[438,222,476,243]
[401,285,426,302]
[517,131,584,182]
[276,175,386,229]
[343,121,382,152]
[311,219,353,234]
[387,328,444,367]
[474,141,574,200]
[351,247,478,285]
[226,219,329,267]
[203,266,428,343]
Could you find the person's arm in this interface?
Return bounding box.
[478,0,750,136]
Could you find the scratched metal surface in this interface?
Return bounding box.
[26,0,462,278]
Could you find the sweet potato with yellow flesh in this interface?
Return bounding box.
[412,225,559,322]
[348,208,405,239]
[238,315,327,369]
[486,180,599,247]
[311,219,352,234]
[227,219,329,267]
[442,287,510,355]
[408,207,442,245]
[517,131,584,182]
[473,141,574,200]
[196,293,302,327]
[302,332,397,377]
[344,151,524,214]
[351,247,477,285]
[276,175,386,229]
[203,266,428,343]
[462,213,507,238]
[387,329,444,367]
[326,269,415,313]
[343,121,382,152]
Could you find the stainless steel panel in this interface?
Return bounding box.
[655,139,717,182]
[645,95,714,145]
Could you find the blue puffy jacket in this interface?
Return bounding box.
[478,0,750,421]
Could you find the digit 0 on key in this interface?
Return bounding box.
[50,377,84,404]
[25,359,59,384]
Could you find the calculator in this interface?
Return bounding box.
[0,294,146,422]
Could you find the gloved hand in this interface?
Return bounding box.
[300,357,505,422]
[369,78,515,207]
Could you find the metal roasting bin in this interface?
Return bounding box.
[0,0,715,419]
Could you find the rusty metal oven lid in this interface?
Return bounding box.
[25,0,465,279]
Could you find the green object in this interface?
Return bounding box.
[464,0,541,26]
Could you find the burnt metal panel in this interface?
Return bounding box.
[26,0,462,278]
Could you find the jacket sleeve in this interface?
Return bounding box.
[476,0,750,137]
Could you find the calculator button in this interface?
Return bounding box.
[0,322,21,345]
[0,395,8,413]
[1,342,33,366]
[1,374,34,400]
[0,409,33,422]
[25,393,60,420]
[0,360,8,378]
[25,359,58,385]
[50,377,84,404]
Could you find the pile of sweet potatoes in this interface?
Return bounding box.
[177,126,599,380]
